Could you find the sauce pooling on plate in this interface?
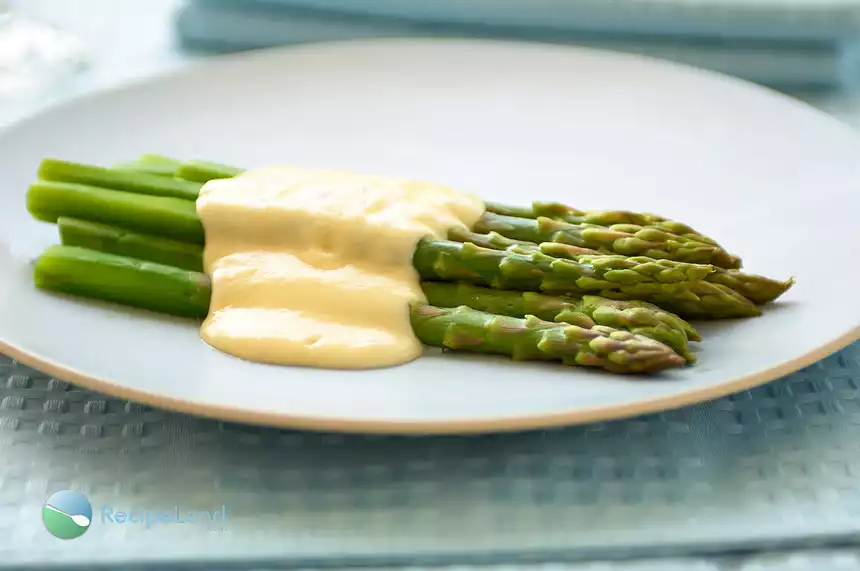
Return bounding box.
[196,166,485,369]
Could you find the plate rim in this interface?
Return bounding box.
[1,39,859,434]
[2,329,858,435]
[4,36,857,140]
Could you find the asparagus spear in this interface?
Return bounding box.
[33,245,685,374]
[413,239,760,319]
[39,157,744,271]
[113,154,183,177]
[421,282,698,362]
[118,157,770,307]
[117,155,245,183]
[27,179,756,319]
[112,155,244,183]
[540,242,793,305]
[117,156,762,307]
[486,200,710,236]
[411,305,685,374]
[27,180,205,243]
[39,159,202,201]
[58,217,204,272]
[485,200,737,262]
[474,211,742,269]
[176,160,244,183]
[54,217,696,357]
[34,245,210,319]
[445,236,793,306]
[447,226,600,255]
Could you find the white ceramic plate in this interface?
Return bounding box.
[0,39,858,434]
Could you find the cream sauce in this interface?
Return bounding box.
[196,166,484,369]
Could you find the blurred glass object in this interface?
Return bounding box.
[0,0,87,104]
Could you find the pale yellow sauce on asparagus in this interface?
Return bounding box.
[196,166,485,368]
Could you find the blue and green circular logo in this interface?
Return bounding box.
[43,490,92,539]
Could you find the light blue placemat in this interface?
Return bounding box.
[0,341,859,568]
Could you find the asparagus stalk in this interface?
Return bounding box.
[413,240,759,319]
[447,226,600,255]
[34,245,210,319]
[27,178,757,319]
[421,282,698,362]
[52,216,696,358]
[486,200,709,236]
[33,245,685,374]
[113,154,183,177]
[27,180,204,243]
[48,156,741,271]
[474,211,742,269]
[446,237,793,306]
[411,305,685,374]
[540,242,793,305]
[117,155,243,183]
[176,160,244,183]
[106,155,735,275]
[39,159,202,201]
[113,155,244,183]
[58,217,204,272]
[485,200,737,262]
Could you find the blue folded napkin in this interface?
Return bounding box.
[175,0,860,89]
[188,0,860,41]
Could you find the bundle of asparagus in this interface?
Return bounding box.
[24,155,795,375]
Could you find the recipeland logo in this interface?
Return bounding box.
[101,503,227,530]
[43,490,92,539]
[43,490,228,538]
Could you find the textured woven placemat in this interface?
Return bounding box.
[1,342,859,568]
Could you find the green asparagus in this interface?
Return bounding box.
[40,156,743,271]
[474,211,742,269]
[27,180,205,243]
[28,177,755,319]
[447,226,599,255]
[113,154,183,177]
[34,245,210,318]
[411,305,686,373]
[485,200,738,263]
[113,155,244,183]
[33,245,685,374]
[58,217,204,272]
[39,158,202,201]
[116,155,245,183]
[413,239,760,319]
[540,242,793,305]
[421,282,699,362]
[486,200,707,235]
[448,237,793,306]
[107,155,742,271]
[54,217,695,356]
[176,160,244,183]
